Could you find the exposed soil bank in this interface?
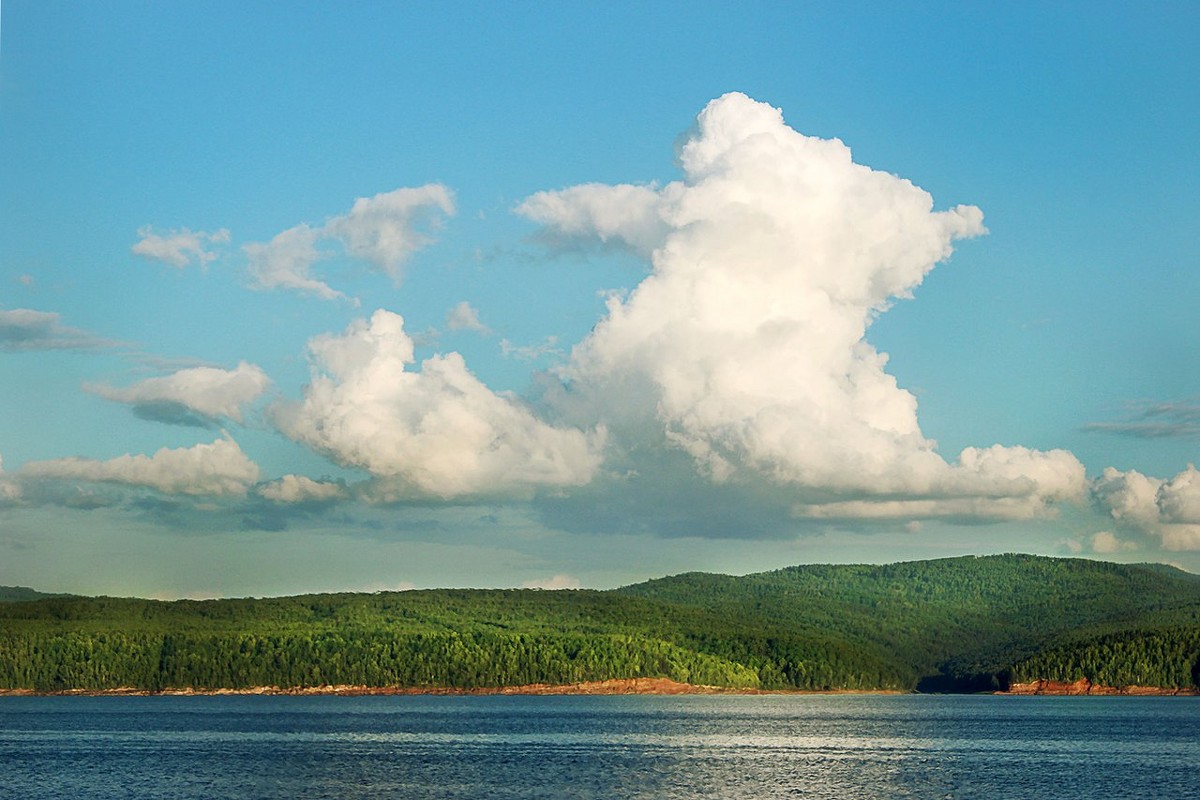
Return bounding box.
[1001,678,1197,696]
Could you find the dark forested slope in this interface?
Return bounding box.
[0,586,70,603]
[2,555,1198,693]
[618,555,1200,689]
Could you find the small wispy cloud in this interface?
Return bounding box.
[132,226,230,269]
[500,336,562,362]
[446,301,490,334]
[244,224,349,303]
[1060,530,1138,556]
[1089,530,1138,553]
[520,574,582,590]
[0,308,115,351]
[242,185,455,302]
[0,452,20,505]
[1083,400,1200,439]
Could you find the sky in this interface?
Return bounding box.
[1,2,1198,598]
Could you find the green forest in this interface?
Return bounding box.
[3,555,1199,693]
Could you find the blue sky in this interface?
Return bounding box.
[2,2,1198,598]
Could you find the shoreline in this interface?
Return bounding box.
[3,677,1194,698]
[0,677,903,698]
[999,678,1196,697]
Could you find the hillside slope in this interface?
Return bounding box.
[0,586,69,603]
[2,555,1198,693]
[618,554,1200,689]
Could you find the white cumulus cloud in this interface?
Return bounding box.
[243,185,454,301]
[21,436,260,497]
[1092,465,1200,550]
[132,226,230,268]
[324,185,455,281]
[86,362,270,426]
[256,474,346,504]
[274,309,604,499]
[522,92,1081,520]
[517,182,669,257]
[1157,465,1200,524]
[1091,467,1163,526]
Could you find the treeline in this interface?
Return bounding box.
[1007,626,1200,690]
[2,555,1199,693]
[0,630,762,693]
[0,591,906,693]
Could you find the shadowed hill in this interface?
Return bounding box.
[0,586,71,603]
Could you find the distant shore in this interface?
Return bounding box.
[0,678,904,697]
[3,676,1195,698]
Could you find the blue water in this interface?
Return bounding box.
[1,694,1196,799]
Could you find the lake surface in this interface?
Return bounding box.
[1,693,1196,799]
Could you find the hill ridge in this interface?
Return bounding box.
[3,554,1198,694]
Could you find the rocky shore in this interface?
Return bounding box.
[1002,678,1196,696]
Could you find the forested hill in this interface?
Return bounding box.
[0,586,68,603]
[2,555,1199,694]
[618,555,1200,691]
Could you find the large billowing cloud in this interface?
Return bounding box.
[274,310,604,499]
[244,185,454,301]
[521,92,1085,521]
[85,362,270,427]
[132,226,230,268]
[1093,466,1200,550]
[20,436,260,497]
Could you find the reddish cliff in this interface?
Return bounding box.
[1003,678,1196,696]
